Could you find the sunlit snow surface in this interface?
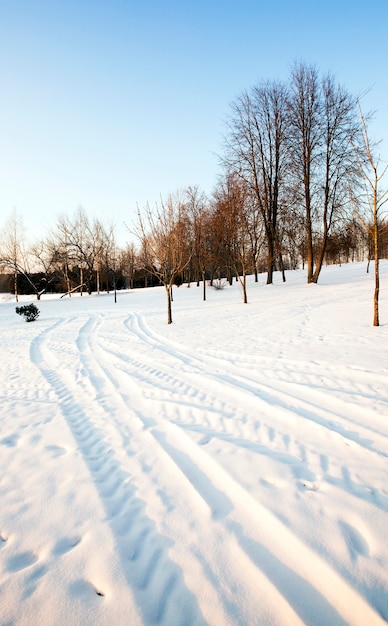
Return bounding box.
[0,262,387,626]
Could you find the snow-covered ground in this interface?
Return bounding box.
[0,261,387,626]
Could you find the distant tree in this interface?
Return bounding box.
[29,239,58,298]
[213,173,252,302]
[0,211,25,301]
[51,209,114,296]
[134,193,192,324]
[184,186,210,300]
[0,212,51,299]
[207,191,234,286]
[102,224,117,297]
[209,184,237,287]
[51,213,81,295]
[119,242,138,289]
[71,208,97,295]
[93,218,115,294]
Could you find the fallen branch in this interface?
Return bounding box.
[60,284,86,298]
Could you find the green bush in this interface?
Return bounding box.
[16,303,40,322]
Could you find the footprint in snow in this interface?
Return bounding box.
[52,536,82,556]
[68,579,105,600]
[29,434,42,444]
[0,532,8,546]
[22,564,50,600]
[320,453,329,473]
[45,444,68,457]
[6,551,39,573]
[260,477,278,489]
[0,434,19,447]
[293,463,317,484]
[340,521,370,561]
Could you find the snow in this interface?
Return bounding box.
[0,261,387,626]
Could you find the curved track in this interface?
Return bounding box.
[21,308,388,625]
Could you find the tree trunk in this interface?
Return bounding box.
[278,251,286,283]
[65,265,71,297]
[306,204,314,283]
[374,257,380,327]
[166,285,173,324]
[373,181,379,327]
[14,270,18,302]
[242,273,248,303]
[312,225,328,283]
[266,236,274,284]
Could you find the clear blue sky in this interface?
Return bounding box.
[1,0,387,247]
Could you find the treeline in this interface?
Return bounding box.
[0,185,384,299]
[1,62,387,316]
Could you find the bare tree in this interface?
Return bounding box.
[358,107,388,326]
[287,62,321,283]
[213,173,252,302]
[0,211,27,301]
[184,186,210,300]
[52,209,114,296]
[312,74,363,282]
[28,239,57,298]
[93,218,112,294]
[223,80,289,284]
[287,63,363,282]
[118,242,138,289]
[246,188,265,281]
[208,192,235,287]
[0,214,56,300]
[134,193,192,324]
[49,217,74,295]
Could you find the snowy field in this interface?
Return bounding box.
[0,261,387,626]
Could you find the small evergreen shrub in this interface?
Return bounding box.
[16,303,40,322]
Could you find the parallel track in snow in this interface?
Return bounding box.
[29,310,388,626]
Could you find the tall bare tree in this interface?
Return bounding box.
[288,63,363,282]
[223,80,289,284]
[312,74,363,282]
[358,107,388,326]
[287,62,321,283]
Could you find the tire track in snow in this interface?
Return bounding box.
[30,315,208,626]
[89,313,386,626]
[128,312,388,460]
[96,313,388,516]
[72,317,301,625]
[97,312,388,514]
